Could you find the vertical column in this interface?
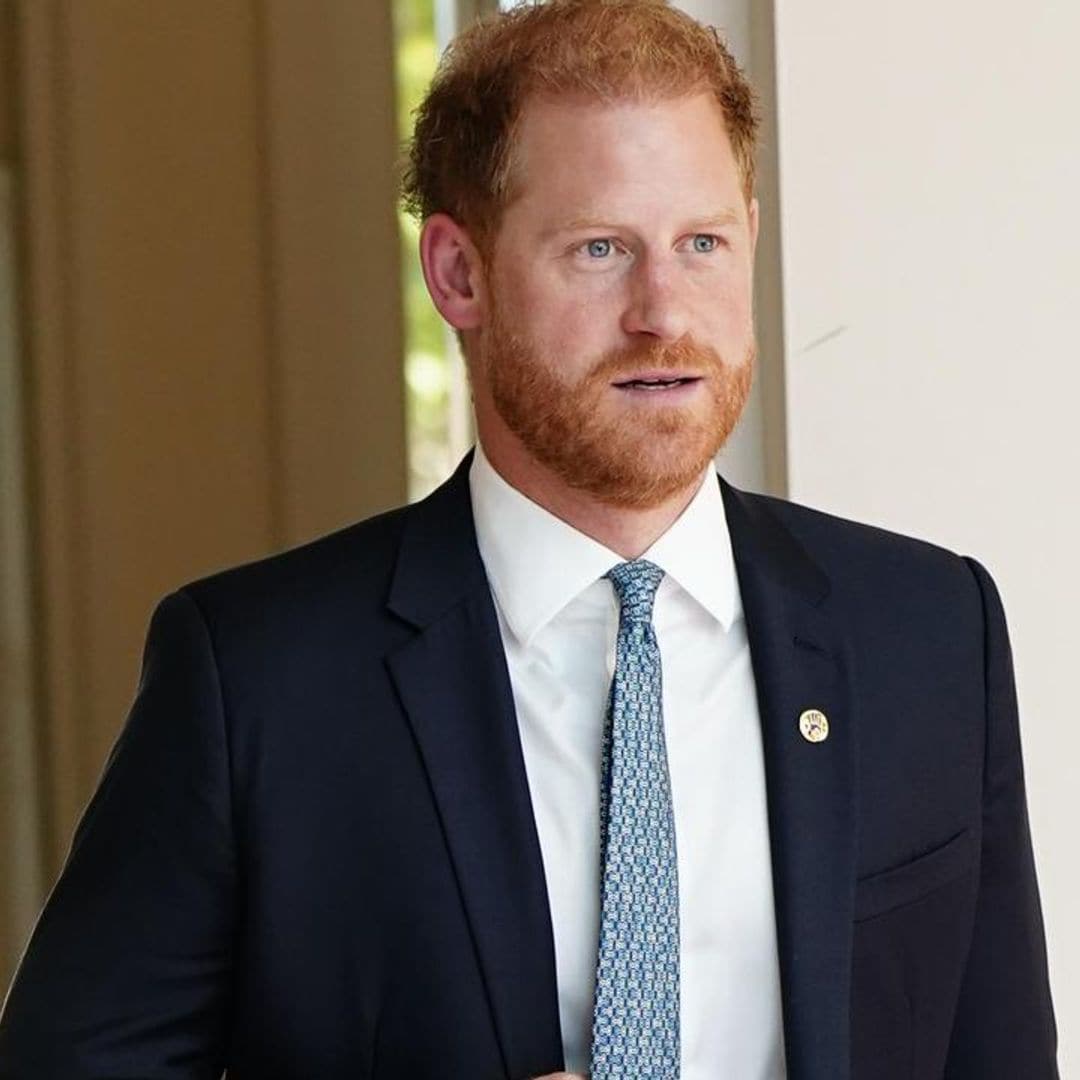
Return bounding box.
[15,0,406,879]
[0,0,46,992]
[259,1,406,544]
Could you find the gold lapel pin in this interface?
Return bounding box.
[799,708,830,744]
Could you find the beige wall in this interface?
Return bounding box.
[773,0,1078,1066]
[4,0,405,985]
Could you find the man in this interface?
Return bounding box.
[0,1,1058,1077]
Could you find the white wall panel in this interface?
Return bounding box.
[774,0,1078,1064]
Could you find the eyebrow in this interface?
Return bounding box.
[542,208,743,239]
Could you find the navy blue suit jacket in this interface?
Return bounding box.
[0,453,1059,1078]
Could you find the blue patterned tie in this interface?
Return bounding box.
[590,559,680,1080]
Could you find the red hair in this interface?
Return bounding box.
[402,0,759,254]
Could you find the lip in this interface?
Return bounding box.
[611,378,706,403]
[611,370,704,386]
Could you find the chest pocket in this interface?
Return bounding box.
[854,827,979,923]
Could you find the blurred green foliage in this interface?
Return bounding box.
[393,0,454,498]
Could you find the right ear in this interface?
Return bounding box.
[418,213,487,332]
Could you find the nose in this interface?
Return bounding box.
[619,253,690,342]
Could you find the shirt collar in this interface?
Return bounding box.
[639,458,740,632]
[469,441,741,646]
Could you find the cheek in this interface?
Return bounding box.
[516,279,616,354]
[695,273,755,336]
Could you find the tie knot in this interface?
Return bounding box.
[606,559,665,623]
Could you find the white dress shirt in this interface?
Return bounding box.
[469,443,787,1079]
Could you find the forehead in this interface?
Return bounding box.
[503,91,744,228]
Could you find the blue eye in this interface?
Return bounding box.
[585,238,613,258]
[692,234,719,253]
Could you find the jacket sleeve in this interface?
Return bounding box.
[944,558,1058,1077]
[0,590,235,1079]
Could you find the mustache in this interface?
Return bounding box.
[587,335,727,382]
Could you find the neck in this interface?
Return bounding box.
[477,431,707,561]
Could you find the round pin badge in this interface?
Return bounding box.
[799,708,830,743]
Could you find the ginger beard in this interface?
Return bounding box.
[478,287,756,510]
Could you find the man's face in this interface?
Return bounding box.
[472,90,758,509]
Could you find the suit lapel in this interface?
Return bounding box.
[722,477,857,1080]
[385,453,564,1080]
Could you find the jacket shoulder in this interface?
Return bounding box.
[752,487,958,555]
[737,486,986,604]
[171,501,413,639]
